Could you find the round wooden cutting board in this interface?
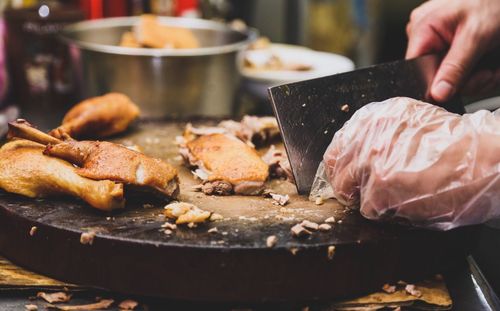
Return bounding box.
[0,120,478,303]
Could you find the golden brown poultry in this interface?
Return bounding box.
[133,14,200,49]
[49,93,140,140]
[180,133,269,195]
[0,140,125,211]
[9,120,179,200]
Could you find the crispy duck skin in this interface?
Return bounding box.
[0,140,124,211]
[45,141,179,199]
[49,93,140,140]
[9,120,179,200]
[185,134,269,195]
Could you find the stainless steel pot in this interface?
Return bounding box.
[62,17,257,118]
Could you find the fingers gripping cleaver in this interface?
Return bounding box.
[268,54,465,195]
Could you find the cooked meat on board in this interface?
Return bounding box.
[45,140,179,199]
[180,133,269,196]
[9,120,179,201]
[0,140,124,211]
[50,93,140,140]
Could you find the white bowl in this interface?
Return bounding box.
[239,44,355,101]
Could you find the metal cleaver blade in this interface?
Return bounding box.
[268,54,465,195]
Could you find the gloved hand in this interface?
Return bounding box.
[322,97,500,230]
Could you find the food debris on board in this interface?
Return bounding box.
[267,192,290,206]
[208,227,218,234]
[314,197,324,205]
[25,304,38,311]
[266,235,278,248]
[291,223,312,238]
[80,231,96,245]
[118,299,138,310]
[405,284,422,297]
[300,220,319,231]
[37,292,72,304]
[209,213,224,221]
[161,223,177,231]
[29,226,37,236]
[164,202,211,225]
[318,223,332,231]
[46,299,114,311]
[325,216,336,223]
[382,283,396,294]
[327,246,336,260]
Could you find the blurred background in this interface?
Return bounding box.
[0,0,425,117]
[0,0,498,133]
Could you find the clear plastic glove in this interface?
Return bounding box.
[320,97,500,230]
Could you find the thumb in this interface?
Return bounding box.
[431,28,482,102]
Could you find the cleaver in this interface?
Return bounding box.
[268,54,465,195]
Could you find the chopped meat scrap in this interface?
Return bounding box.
[327,245,336,260]
[405,284,422,297]
[161,222,177,230]
[325,217,336,223]
[266,235,278,248]
[80,231,96,245]
[118,299,138,310]
[37,292,71,304]
[201,180,233,196]
[209,213,224,221]
[25,304,38,311]
[268,192,290,206]
[314,197,324,205]
[29,226,37,236]
[164,202,210,224]
[291,224,311,238]
[382,283,396,294]
[300,220,319,231]
[318,224,332,231]
[46,299,114,310]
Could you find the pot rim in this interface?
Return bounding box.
[61,16,258,57]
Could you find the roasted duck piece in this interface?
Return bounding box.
[180,133,269,195]
[9,120,179,200]
[0,140,124,211]
[49,93,140,140]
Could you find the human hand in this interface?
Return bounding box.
[406,0,500,102]
[323,97,500,230]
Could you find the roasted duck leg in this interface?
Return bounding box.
[49,93,140,140]
[0,140,124,211]
[180,133,269,195]
[9,120,179,200]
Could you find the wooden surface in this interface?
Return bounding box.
[0,257,69,289]
[0,119,479,303]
